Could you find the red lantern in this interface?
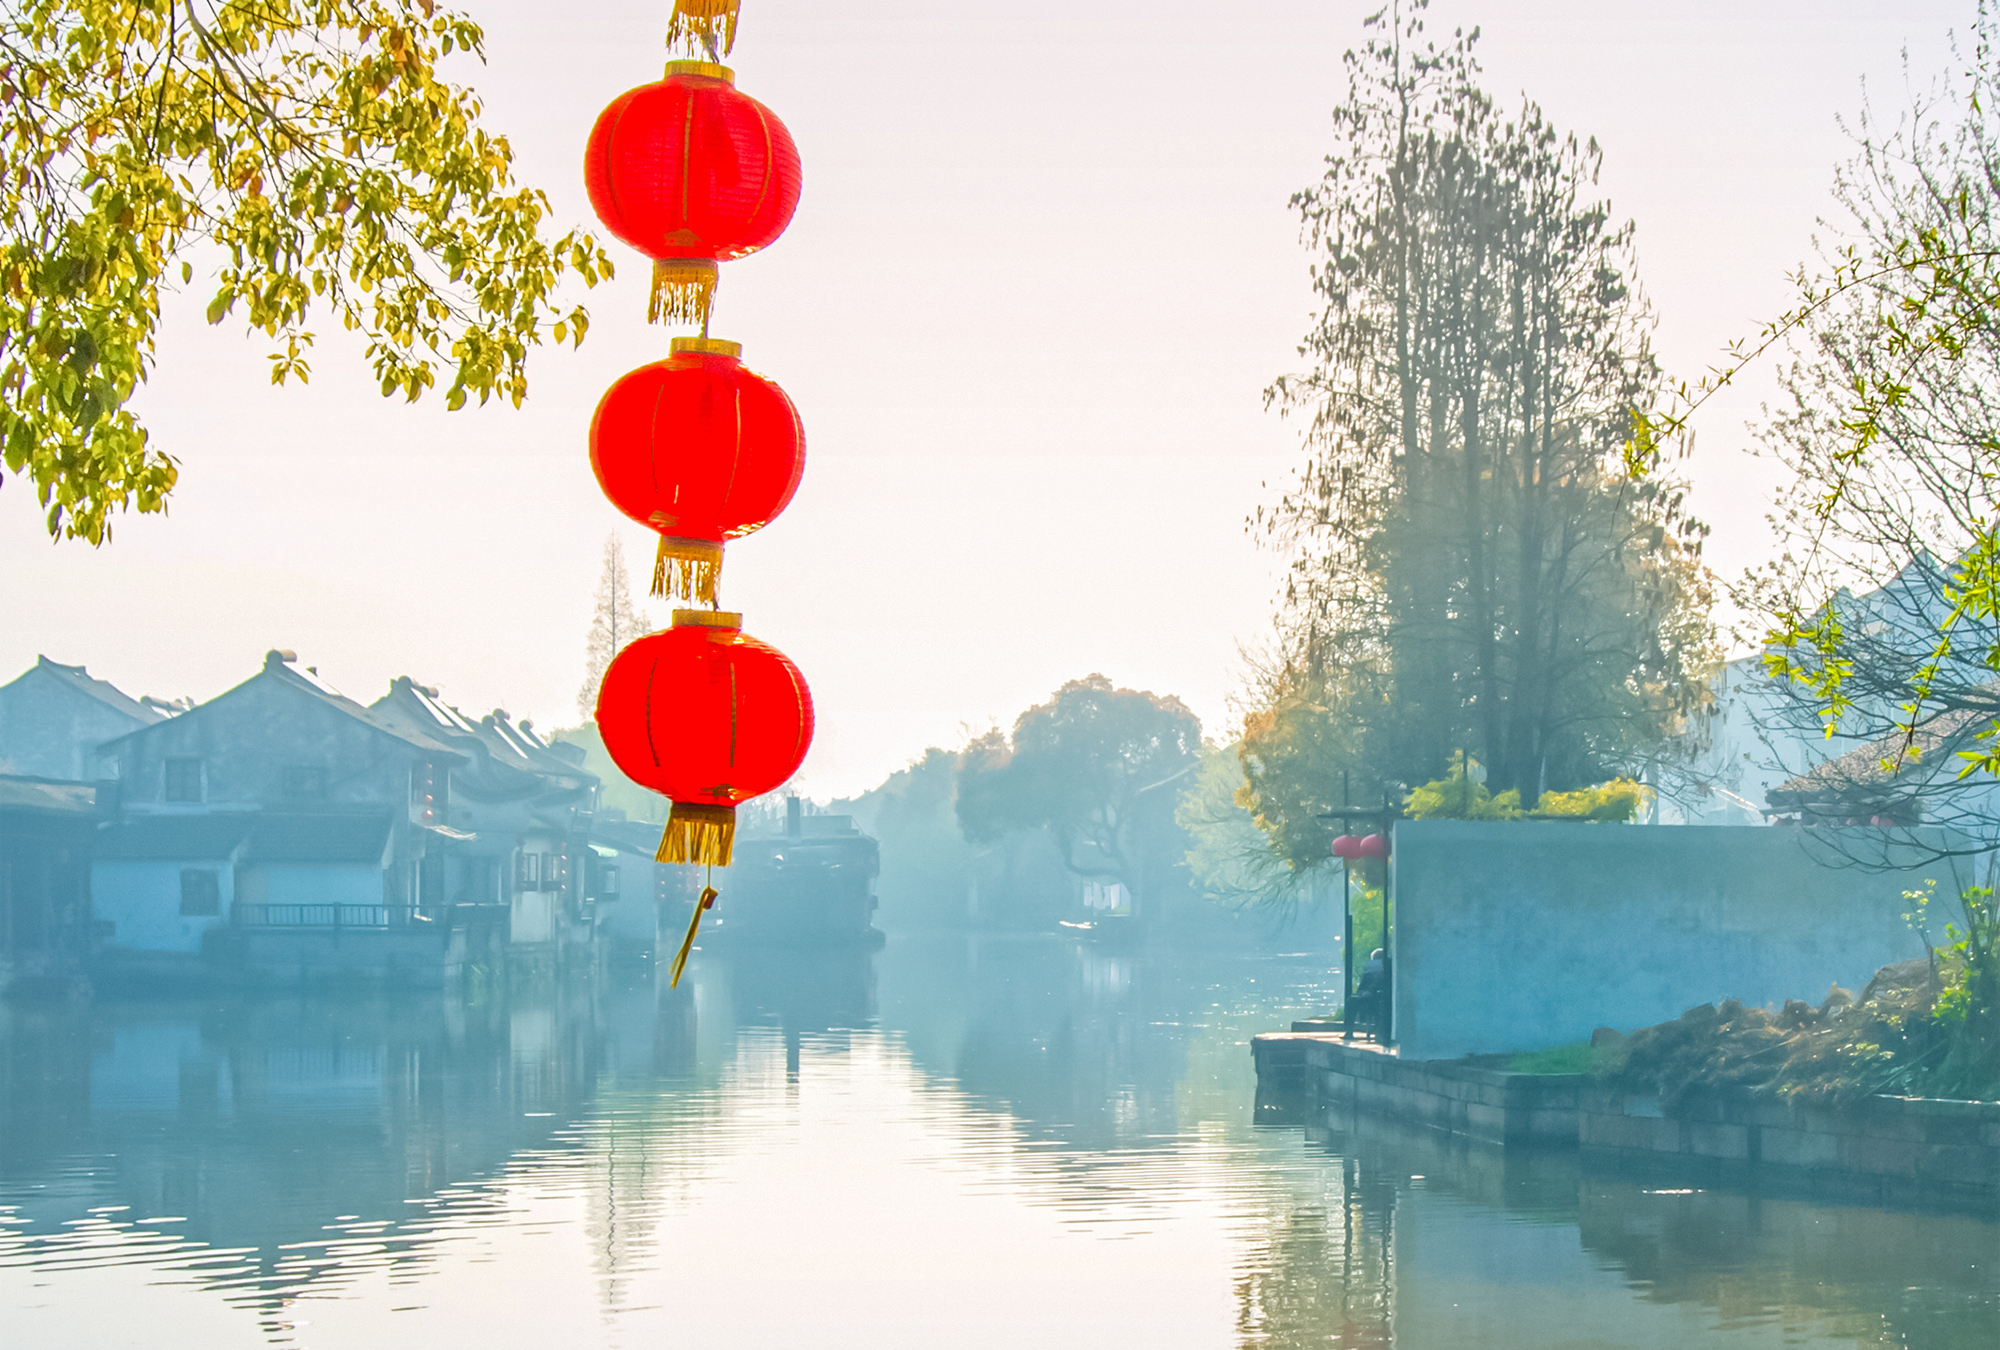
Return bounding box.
[590,337,805,604]
[1357,833,1387,860]
[1331,835,1360,860]
[584,60,802,327]
[594,609,814,866]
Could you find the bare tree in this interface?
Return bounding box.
[579,534,651,719]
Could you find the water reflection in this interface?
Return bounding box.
[0,935,1995,1348]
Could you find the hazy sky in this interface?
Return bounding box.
[0,0,1971,796]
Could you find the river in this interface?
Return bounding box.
[2,933,1995,1348]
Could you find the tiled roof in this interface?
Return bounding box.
[6,656,168,726]
[260,658,461,758]
[1766,705,1991,811]
[95,652,465,760]
[370,678,595,793]
[0,773,98,815]
[95,814,252,861]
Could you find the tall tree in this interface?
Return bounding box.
[578,534,648,719]
[0,0,609,543]
[956,675,1201,903]
[1249,2,1713,861]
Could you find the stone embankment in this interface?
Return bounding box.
[1253,1033,2000,1210]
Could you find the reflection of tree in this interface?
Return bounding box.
[1234,1160,1395,1350]
[888,937,1190,1155]
[1575,1180,2000,1349]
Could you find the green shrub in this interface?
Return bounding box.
[1403,753,1649,823]
[1508,1040,1626,1075]
[1535,778,1649,822]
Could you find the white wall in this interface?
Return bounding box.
[93,861,234,954]
[263,864,382,909]
[1391,821,1946,1060]
[512,890,556,946]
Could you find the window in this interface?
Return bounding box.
[282,765,328,801]
[601,865,620,897]
[179,869,221,916]
[517,850,540,891]
[164,758,204,803]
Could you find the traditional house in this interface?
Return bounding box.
[589,812,698,962]
[0,656,170,781]
[0,775,97,995]
[90,813,254,974]
[1670,554,1977,823]
[367,678,603,966]
[89,650,474,982]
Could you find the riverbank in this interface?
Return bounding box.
[1254,1033,2000,1210]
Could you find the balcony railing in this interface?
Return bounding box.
[233,904,448,929]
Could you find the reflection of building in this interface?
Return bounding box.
[0,984,624,1299]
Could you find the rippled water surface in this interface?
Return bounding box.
[3,934,1996,1348]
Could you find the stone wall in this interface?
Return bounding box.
[1253,1034,1580,1147]
[1580,1084,2000,1209]
[1253,1031,2000,1206]
[1392,822,1946,1061]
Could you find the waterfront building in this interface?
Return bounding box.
[0,656,171,781]
[83,651,602,986]
[0,774,97,995]
[714,799,883,948]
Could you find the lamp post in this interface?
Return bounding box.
[1318,790,1399,1043]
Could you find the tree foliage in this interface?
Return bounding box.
[1234,663,1380,870]
[1250,2,1714,865]
[955,674,1201,896]
[0,0,610,542]
[1176,741,1322,907]
[837,746,978,928]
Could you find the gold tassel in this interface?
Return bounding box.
[650,258,719,328]
[650,535,724,603]
[658,802,736,866]
[667,884,718,988]
[667,0,741,57]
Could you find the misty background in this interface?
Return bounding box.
[0,0,1964,799]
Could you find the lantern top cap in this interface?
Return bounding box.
[664,59,733,83]
[670,336,742,359]
[674,609,743,629]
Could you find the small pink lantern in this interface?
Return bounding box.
[1331,834,1361,860]
[1357,833,1387,860]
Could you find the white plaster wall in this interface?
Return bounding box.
[1391,822,1945,1060]
[511,890,555,945]
[263,864,381,908]
[92,861,234,953]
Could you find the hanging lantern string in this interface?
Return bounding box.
[668,868,719,989]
